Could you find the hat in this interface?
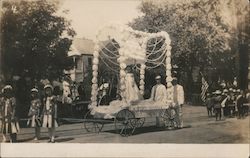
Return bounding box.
[44,84,53,90]
[236,89,240,92]
[31,88,39,93]
[155,75,161,80]
[3,85,12,90]
[1,85,13,93]
[229,88,233,91]
[214,90,221,95]
[223,89,229,93]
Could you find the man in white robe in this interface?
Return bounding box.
[149,75,167,106]
[169,77,184,128]
[149,75,167,127]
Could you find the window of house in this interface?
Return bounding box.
[88,57,92,66]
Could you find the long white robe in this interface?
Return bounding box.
[91,73,141,118]
[124,73,141,103]
[137,84,167,107]
[150,84,167,105]
[168,84,184,105]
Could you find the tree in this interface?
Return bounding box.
[0,0,76,118]
[130,0,248,96]
[1,0,75,81]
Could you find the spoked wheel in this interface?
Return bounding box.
[83,110,104,133]
[114,109,135,136]
[161,108,178,129]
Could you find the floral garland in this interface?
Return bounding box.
[89,24,173,108]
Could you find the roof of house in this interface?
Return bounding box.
[68,38,95,56]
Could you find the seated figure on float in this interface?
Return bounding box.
[134,75,168,108]
[91,66,142,118]
[109,66,142,107]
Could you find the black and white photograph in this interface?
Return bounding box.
[0,0,249,157]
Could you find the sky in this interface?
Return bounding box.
[58,0,143,40]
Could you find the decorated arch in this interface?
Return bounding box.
[90,24,173,108]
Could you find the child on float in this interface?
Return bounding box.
[27,88,42,140]
[0,85,20,143]
[42,84,58,143]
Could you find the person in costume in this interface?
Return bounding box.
[0,85,20,143]
[213,90,222,121]
[236,90,246,119]
[98,78,110,105]
[205,93,214,117]
[149,75,168,105]
[27,88,42,140]
[42,84,58,143]
[169,77,184,128]
[124,66,142,104]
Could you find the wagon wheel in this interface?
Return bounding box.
[83,110,104,133]
[161,108,178,129]
[114,109,135,136]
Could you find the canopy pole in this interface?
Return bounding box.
[118,50,126,101]
[139,63,146,95]
[90,45,100,108]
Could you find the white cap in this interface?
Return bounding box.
[1,85,13,93]
[44,84,53,90]
[214,90,221,95]
[3,85,12,90]
[155,75,161,80]
[223,89,229,93]
[31,88,39,93]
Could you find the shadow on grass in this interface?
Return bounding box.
[105,125,192,136]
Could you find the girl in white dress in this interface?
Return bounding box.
[124,71,141,104]
[42,84,58,143]
[27,88,42,140]
[0,85,20,143]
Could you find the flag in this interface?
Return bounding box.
[201,74,209,102]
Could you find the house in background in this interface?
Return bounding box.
[65,38,94,83]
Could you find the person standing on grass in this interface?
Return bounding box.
[171,77,184,128]
[213,90,222,121]
[220,89,229,120]
[42,84,58,143]
[0,85,20,143]
[227,88,235,117]
[236,90,246,119]
[27,88,42,140]
[243,89,250,116]
[205,93,214,117]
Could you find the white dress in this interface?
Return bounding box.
[124,73,141,103]
[91,73,141,119]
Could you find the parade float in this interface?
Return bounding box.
[83,23,177,136]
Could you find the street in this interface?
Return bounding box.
[1,105,249,144]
